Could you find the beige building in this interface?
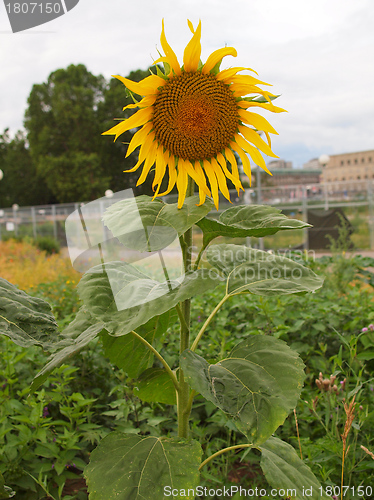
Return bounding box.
[320,149,374,184]
[303,158,320,170]
[267,159,293,169]
[253,168,321,187]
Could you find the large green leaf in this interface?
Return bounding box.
[102,195,214,251]
[84,432,202,500]
[197,205,310,246]
[180,335,305,445]
[78,261,221,335]
[206,244,323,296]
[30,308,104,392]
[260,437,330,500]
[0,277,59,348]
[134,368,177,405]
[100,310,176,378]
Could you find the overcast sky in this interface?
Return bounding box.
[0,0,373,168]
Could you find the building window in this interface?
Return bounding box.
[362,158,365,163]
[357,175,361,179]
[347,160,351,165]
[342,177,346,181]
[341,160,344,166]
[369,157,372,162]
[354,159,358,164]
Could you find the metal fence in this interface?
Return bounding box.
[1,179,374,250]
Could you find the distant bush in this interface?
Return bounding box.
[34,236,60,255]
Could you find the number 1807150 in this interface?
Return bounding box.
[5,3,62,14]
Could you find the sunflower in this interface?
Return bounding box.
[103,20,286,209]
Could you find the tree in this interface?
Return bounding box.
[0,129,54,208]
[25,64,111,203]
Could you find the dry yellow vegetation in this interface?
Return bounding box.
[0,239,80,291]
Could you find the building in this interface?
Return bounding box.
[253,168,321,187]
[303,158,320,170]
[320,149,374,185]
[267,159,293,169]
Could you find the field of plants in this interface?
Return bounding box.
[1,230,374,500]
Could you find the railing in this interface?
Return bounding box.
[1,179,373,249]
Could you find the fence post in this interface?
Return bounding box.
[31,206,37,239]
[324,182,329,211]
[12,205,18,237]
[256,165,264,251]
[302,186,309,250]
[52,205,57,241]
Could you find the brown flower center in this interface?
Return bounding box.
[152,72,239,161]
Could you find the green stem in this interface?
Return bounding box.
[193,241,209,271]
[175,303,189,332]
[130,330,179,392]
[199,444,254,471]
[177,179,195,439]
[184,389,196,417]
[191,294,230,352]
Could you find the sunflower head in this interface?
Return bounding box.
[103,20,286,209]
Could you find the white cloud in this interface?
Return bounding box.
[0,0,373,167]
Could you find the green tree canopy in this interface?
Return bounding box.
[0,129,54,207]
[25,64,110,203]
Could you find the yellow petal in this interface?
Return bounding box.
[202,47,237,74]
[181,159,210,196]
[264,131,272,148]
[241,140,271,174]
[153,146,168,190]
[123,162,142,174]
[124,138,153,172]
[157,154,177,196]
[183,20,202,72]
[113,74,165,96]
[232,84,276,99]
[176,160,188,208]
[216,67,258,81]
[187,19,195,33]
[203,159,219,209]
[125,122,153,157]
[123,94,156,111]
[210,158,231,202]
[125,132,156,171]
[227,74,271,87]
[160,19,181,76]
[220,149,243,193]
[238,100,287,113]
[102,107,153,141]
[238,125,278,157]
[194,161,211,197]
[238,109,278,134]
[230,142,252,185]
[197,187,207,206]
[136,140,158,186]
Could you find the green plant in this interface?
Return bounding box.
[34,237,60,255]
[1,191,336,500]
[0,335,109,500]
